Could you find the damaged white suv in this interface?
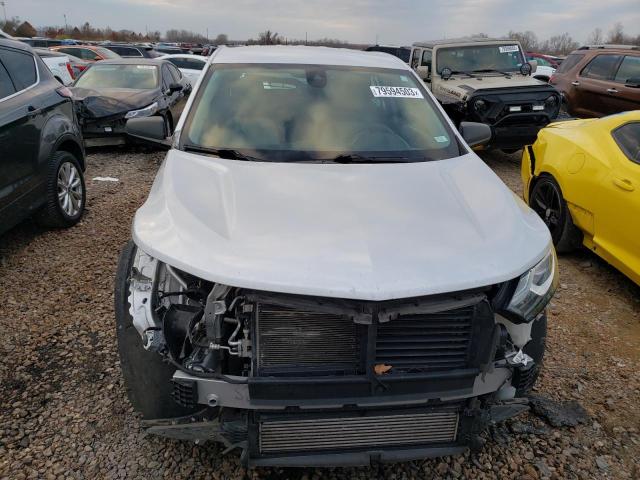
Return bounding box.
[115,46,557,467]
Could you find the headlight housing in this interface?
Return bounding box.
[125,102,159,119]
[505,247,558,322]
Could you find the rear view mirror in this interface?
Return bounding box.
[416,65,430,81]
[126,116,171,148]
[625,77,640,88]
[459,122,492,148]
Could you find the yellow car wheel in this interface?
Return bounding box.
[529,176,582,253]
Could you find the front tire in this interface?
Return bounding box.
[115,240,199,419]
[36,151,86,228]
[529,175,582,253]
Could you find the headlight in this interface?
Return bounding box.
[125,102,159,119]
[505,247,558,322]
[474,99,487,112]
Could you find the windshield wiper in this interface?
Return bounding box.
[316,153,414,164]
[182,144,266,162]
[472,69,512,77]
[450,70,476,78]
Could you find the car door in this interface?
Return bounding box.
[594,122,640,279]
[610,55,640,113]
[164,63,188,120]
[575,54,622,117]
[0,46,42,212]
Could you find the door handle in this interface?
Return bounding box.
[613,177,635,191]
[607,88,619,94]
[571,81,580,86]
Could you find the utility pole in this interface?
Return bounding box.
[305,31,308,45]
[206,27,209,42]
[63,14,68,33]
[0,2,7,25]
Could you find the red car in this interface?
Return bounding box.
[526,52,561,69]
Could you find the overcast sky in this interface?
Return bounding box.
[4,0,639,44]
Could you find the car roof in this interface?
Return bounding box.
[160,53,207,60]
[413,38,518,48]
[91,58,167,66]
[211,45,409,69]
[0,37,34,53]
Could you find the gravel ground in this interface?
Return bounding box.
[1,147,639,480]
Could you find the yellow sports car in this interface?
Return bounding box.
[522,111,640,286]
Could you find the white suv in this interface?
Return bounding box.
[116,46,557,467]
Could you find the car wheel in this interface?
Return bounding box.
[529,175,582,253]
[115,240,200,420]
[36,151,86,228]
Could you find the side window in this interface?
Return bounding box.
[421,49,432,68]
[410,49,421,69]
[124,48,143,57]
[0,48,37,90]
[613,122,640,165]
[613,56,640,84]
[80,49,99,61]
[161,65,171,90]
[168,64,182,82]
[0,60,17,100]
[580,54,621,80]
[186,59,205,71]
[168,58,187,69]
[556,53,583,73]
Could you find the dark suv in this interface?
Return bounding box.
[102,44,161,58]
[0,38,86,236]
[550,45,640,117]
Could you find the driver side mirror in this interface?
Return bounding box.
[169,82,183,93]
[459,122,492,148]
[416,65,430,81]
[625,77,640,88]
[125,116,171,149]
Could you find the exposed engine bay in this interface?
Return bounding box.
[125,247,547,466]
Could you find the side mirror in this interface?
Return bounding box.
[169,82,183,93]
[440,67,453,81]
[625,77,640,88]
[125,116,171,148]
[416,65,430,81]
[528,59,538,74]
[459,122,492,148]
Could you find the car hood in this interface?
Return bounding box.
[132,150,551,301]
[434,74,551,102]
[69,87,158,120]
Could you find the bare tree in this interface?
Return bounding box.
[257,30,281,45]
[540,33,579,55]
[15,21,37,37]
[0,16,21,35]
[586,27,604,45]
[506,30,539,51]
[214,33,228,45]
[607,22,625,44]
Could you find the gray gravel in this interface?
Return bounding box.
[0,147,639,479]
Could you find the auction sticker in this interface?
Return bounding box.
[499,45,519,53]
[370,86,424,98]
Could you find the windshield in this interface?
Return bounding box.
[75,64,159,89]
[436,44,525,74]
[182,64,461,162]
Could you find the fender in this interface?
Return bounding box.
[39,103,84,167]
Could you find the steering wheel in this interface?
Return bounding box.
[349,124,411,150]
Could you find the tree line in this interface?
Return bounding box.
[1,16,638,54]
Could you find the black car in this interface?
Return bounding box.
[0,38,86,236]
[102,44,162,59]
[70,58,192,147]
